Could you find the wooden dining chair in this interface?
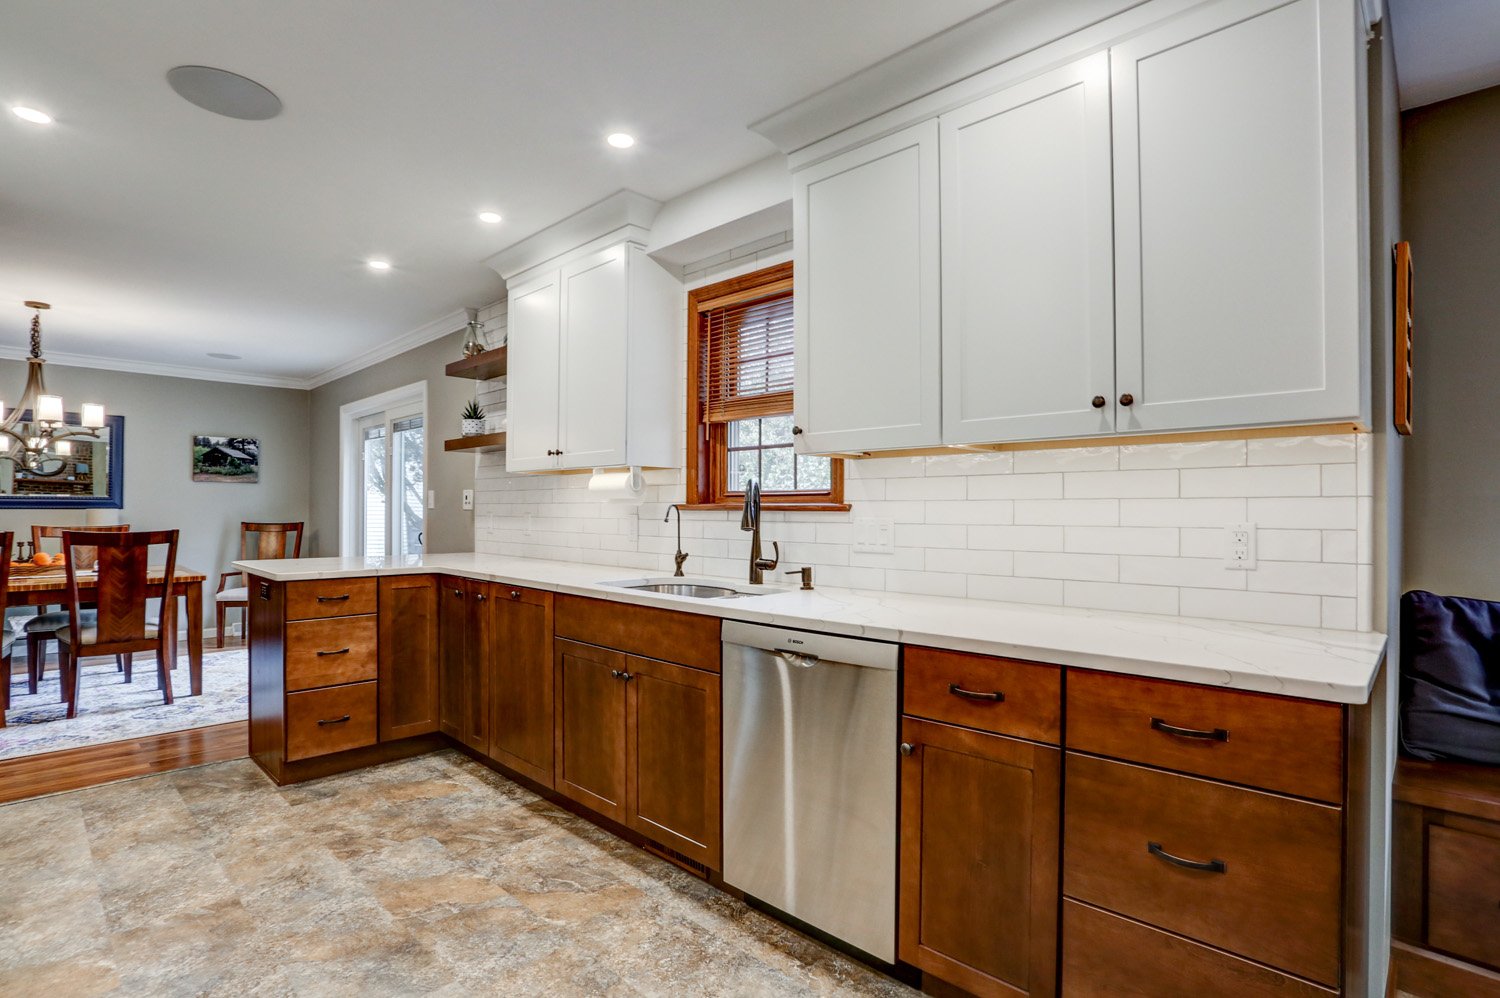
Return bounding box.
[0,531,14,727]
[55,529,178,719]
[25,523,131,691]
[216,521,302,647]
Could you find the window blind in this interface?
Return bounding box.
[697,282,794,424]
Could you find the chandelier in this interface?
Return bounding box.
[2,302,106,476]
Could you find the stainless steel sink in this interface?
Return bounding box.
[624,582,742,599]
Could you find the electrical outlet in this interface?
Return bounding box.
[461,489,474,511]
[523,513,534,539]
[1223,522,1257,570]
[853,517,896,554]
[625,514,639,543]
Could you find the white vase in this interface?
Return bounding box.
[461,418,484,436]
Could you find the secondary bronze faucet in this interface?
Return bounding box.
[665,504,688,577]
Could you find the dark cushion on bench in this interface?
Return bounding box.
[1401,590,1500,764]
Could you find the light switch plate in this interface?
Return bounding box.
[853,517,896,554]
[427,489,436,510]
[461,489,474,511]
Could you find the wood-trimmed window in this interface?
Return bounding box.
[686,262,845,509]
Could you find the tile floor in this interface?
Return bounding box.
[0,750,915,997]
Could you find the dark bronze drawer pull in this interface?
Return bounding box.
[948,683,1004,703]
[317,715,352,726]
[610,669,634,682]
[1148,841,1226,874]
[1150,717,1228,741]
[316,594,351,603]
[316,648,350,657]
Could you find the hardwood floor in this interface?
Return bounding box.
[0,720,246,804]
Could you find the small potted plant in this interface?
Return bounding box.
[461,400,485,436]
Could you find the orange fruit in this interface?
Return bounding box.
[31,552,52,567]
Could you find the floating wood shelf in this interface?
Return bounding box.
[444,432,506,453]
[444,346,507,381]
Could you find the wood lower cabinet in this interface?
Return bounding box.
[488,585,555,787]
[554,636,722,868]
[899,716,1060,997]
[377,575,439,741]
[439,577,490,753]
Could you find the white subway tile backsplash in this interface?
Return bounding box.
[471,258,1372,631]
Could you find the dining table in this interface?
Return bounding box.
[4,566,207,725]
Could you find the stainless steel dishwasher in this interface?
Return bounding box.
[721,620,899,962]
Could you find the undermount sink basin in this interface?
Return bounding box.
[622,582,742,599]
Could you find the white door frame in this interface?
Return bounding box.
[339,381,428,557]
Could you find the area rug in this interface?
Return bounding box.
[0,648,248,760]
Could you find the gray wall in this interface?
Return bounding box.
[0,359,311,626]
[1402,84,1500,599]
[307,330,476,556]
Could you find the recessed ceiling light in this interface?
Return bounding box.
[11,106,52,125]
[206,352,242,360]
[606,132,635,149]
[478,211,502,224]
[167,66,282,120]
[367,259,392,271]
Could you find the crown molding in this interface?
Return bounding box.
[300,308,470,390]
[484,190,662,282]
[0,344,308,389]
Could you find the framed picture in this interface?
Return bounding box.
[1394,241,1413,436]
[193,435,259,483]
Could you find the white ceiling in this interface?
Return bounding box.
[0,0,996,387]
[1390,0,1500,110]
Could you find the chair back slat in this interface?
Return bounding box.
[242,521,303,561]
[33,523,132,570]
[62,529,178,647]
[0,530,13,606]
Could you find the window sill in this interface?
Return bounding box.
[678,502,852,513]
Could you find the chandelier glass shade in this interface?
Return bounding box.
[2,302,106,476]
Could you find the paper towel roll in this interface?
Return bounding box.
[587,467,648,502]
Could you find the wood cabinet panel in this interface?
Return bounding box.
[904,646,1060,744]
[285,681,378,761]
[1063,754,1342,985]
[438,579,468,742]
[285,615,378,692]
[489,585,555,787]
[1428,824,1500,970]
[554,594,721,673]
[1066,669,1343,803]
[1061,899,1335,997]
[285,577,378,620]
[627,656,721,868]
[378,575,439,741]
[554,638,628,822]
[900,717,1059,997]
[439,578,490,752]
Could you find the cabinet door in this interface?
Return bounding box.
[899,716,1060,997]
[558,248,629,469]
[626,656,721,869]
[377,575,439,741]
[505,271,562,472]
[941,53,1115,444]
[794,119,942,453]
[437,579,468,741]
[1111,0,1361,432]
[554,638,628,822]
[461,582,491,753]
[488,585,555,787]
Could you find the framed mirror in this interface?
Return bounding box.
[0,412,125,509]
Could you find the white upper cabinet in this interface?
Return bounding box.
[939,52,1116,444]
[1111,0,1362,433]
[794,120,942,454]
[504,271,562,473]
[505,240,677,474]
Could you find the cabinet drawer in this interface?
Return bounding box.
[1428,824,1500,970]
[1066,670,1343,802]
[285,616,377,692]
[1062,900,1336,997]
[286,577,378,621]
[286,682,378,761]
[1063,754,1342,985]
[555,594,720,672]
[903,646,1060,743]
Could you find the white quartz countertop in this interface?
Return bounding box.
[235,552,1388,704]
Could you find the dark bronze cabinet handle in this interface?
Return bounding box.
[316,648,350,657]
[317,715,351,726]
[899,742,915,756]
[610,669,633,681]
[1091,395,1106,409]
[1119,393,1135,406]
[316,594,350,603]
[475,592,487,602]
[792,425,803,435]
[452,589,464,598]
[949,683,1005,703]
[1148,841,1226,874]
[1151,717,1228,741]
[509,590,521,600]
